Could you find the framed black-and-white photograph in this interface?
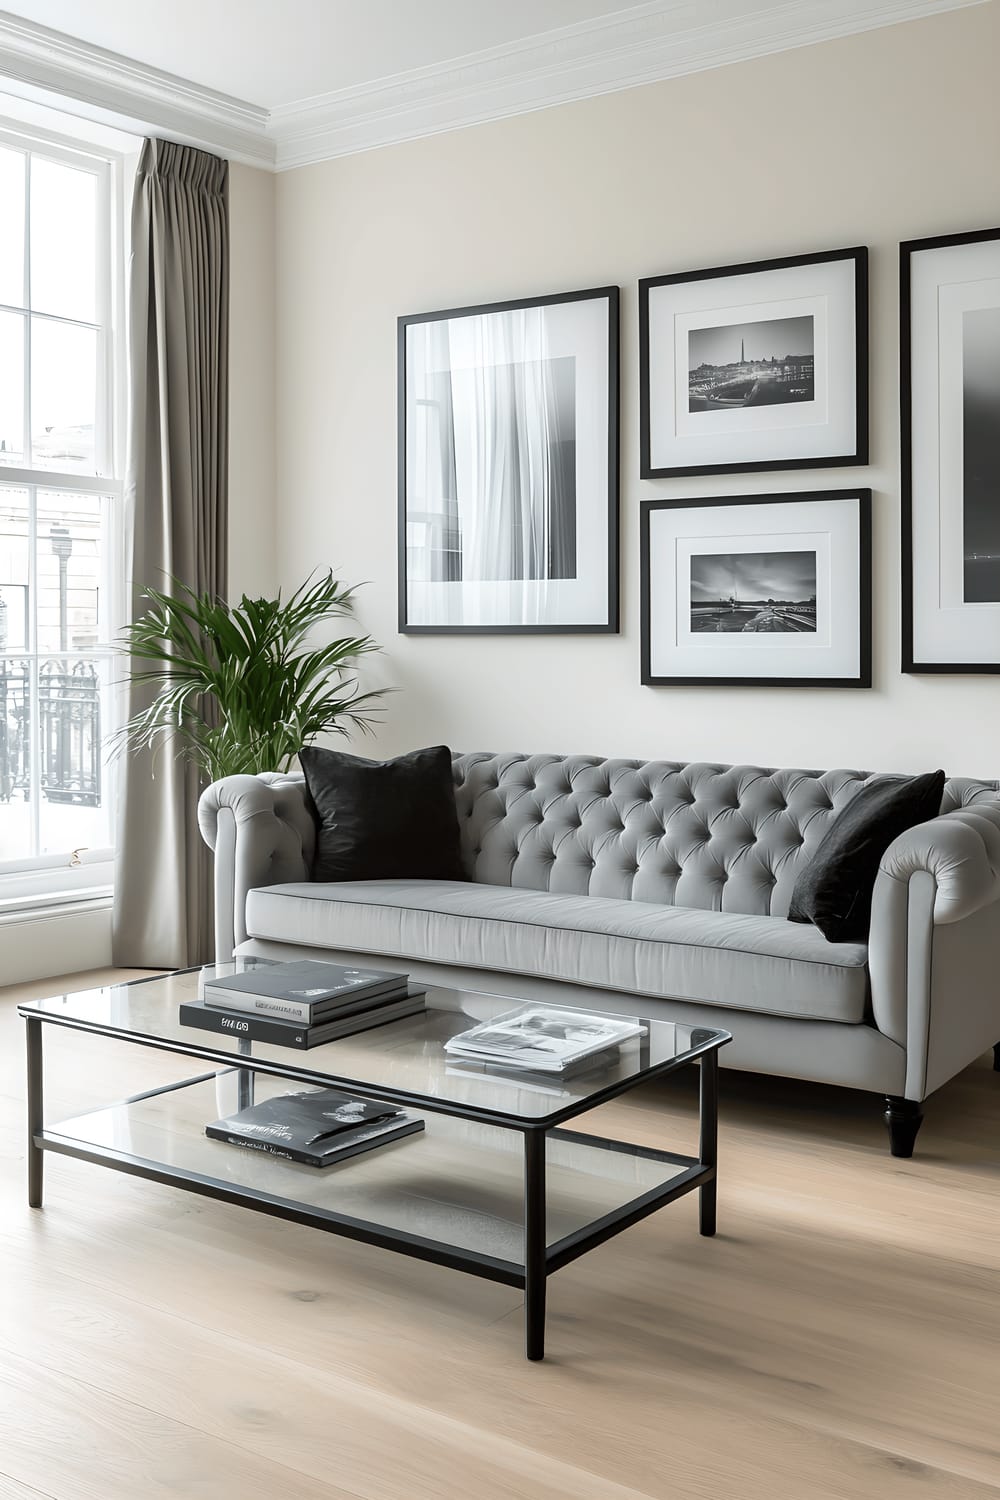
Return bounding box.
[398,286,618,633]
[901,226,1000,673]
[639,249,868,478]
[641,490,871,687]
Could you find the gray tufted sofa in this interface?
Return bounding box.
[198,752,1000,1156]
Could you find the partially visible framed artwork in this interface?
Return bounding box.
[397,286,619,633]
[640,490,872,688]
[901,226,1000,673]
[639,248,868,478]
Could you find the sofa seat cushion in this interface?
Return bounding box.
[245,880,869,1024]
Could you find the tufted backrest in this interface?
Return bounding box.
[451,753,1000,919]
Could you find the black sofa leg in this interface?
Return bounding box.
[993,1043,1000,1072]
[884,1096,924,1158]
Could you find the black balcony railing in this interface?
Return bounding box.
[0,659,102,807]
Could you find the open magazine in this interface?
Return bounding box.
[444,1006,645,1074]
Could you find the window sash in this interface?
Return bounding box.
[0,119,126,883]
[0,130,116,483]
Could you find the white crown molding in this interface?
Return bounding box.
[269,0,986,169]
[0,0,986,171]
[0,8,273,166]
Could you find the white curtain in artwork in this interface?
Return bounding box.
[449,309,574,583]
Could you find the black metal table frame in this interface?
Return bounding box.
[22,997,726,1362]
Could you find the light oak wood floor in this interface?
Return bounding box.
[1,969,999,1500]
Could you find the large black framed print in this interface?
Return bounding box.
[639,248,868,478]
[641,490,872,688]
[398,286,619,633]
[901,227,1000,673]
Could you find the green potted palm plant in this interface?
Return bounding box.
[115,571,387,781]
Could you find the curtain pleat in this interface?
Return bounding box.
[112,138,229,968]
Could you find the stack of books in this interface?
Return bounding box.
[207,1086,423,1168]
[444,1005,646,1079]
[179,960,424,1049]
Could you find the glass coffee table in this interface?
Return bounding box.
[20,964,730,1361]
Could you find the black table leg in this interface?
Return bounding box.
[237,1037,255,1111]
[523,1130,547,1361]
[26,1016,44,1209]
[698,1049,719,1237]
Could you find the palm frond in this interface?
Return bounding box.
[113,570,389,782]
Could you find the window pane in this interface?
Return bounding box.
[30,157,97,323]
[0,146,25,308]
[0,310,25,466]
[37,655,110,857]
[36,491,105,653]
[30,316,97,472]
[0,487,30,653]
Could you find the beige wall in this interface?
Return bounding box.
[274,2,1000,776]
[229,162,276,598]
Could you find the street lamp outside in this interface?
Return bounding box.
[49,525,73,653]
[49,525,75,796]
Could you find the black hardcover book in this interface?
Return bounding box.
[206,1088,424,1168]
[204,960,410,1023]
[179,992,426,1049]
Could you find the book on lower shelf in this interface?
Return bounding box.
[179,991,426,1049]
[202,959,411,1024]
[206,1087,424,1168]
[444,1006,645,1073]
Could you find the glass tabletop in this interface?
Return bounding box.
[20,961,729,1127]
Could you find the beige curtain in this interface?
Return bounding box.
[112,139,229,968]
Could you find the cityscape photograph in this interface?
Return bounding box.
[690,549,818,633]
[688,314,815,411]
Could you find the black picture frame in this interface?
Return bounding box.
[640,490,872,688]
[639,248,868,479]
[397,285,619,634]
[900,225,1000,674]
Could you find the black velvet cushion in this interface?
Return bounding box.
[787,770,946,942]
[299,744,465,884]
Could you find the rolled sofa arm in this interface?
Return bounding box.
[868,802,1000,1063]
[877,802,1000,924]
[198,772,314,960]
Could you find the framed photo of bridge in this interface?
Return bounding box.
[639,248,868,478]
[640,490,872,687]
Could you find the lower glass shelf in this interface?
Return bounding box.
[39,1070,695,1274]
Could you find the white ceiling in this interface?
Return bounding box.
[0,0,988,168]
[0,0,646,106]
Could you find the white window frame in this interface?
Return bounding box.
[0,116,129,905]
